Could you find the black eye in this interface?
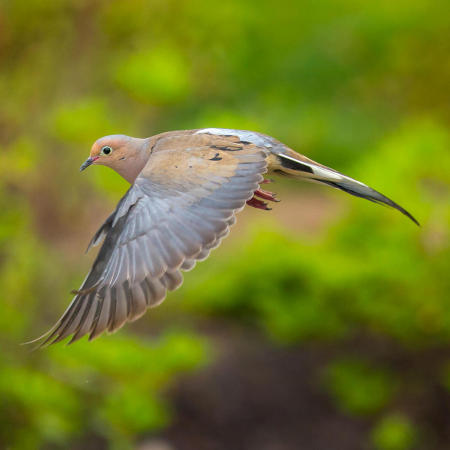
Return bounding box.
[101,146,112,155]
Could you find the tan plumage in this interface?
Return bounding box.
[32,128,418,347]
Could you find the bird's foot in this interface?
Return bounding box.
[254,188,280,202]
[247,197,271,210]
[246,186,280,210]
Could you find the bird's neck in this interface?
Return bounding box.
[115,138,152,184]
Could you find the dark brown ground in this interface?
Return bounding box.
[162,333,368,450]
[137,325,450,450]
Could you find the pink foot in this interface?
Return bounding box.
[254,188,280,202]
[246,184,280,210]
[247,197,271,210]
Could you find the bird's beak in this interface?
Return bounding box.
[80,156,98,172]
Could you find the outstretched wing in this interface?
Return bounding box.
[38,133,268,346]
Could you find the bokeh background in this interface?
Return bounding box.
[1,0,449,449]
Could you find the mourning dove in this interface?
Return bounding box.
[35,128,418,346]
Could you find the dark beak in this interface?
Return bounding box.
[80,157,94,172]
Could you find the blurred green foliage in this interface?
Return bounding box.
[115,47,191,104]
[324,359,398,416]
[0,0,448,448]
[372,414,418,450]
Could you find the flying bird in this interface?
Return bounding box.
[35,128,418,346]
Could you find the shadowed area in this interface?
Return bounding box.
[160,328,450,450]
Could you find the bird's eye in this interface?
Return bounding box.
[101,146,112,156]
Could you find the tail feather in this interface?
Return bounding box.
[276,151,419,225]
[318,178,419,225]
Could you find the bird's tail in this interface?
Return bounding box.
[272,149,419,225]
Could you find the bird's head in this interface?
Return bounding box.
[80,134,148,183]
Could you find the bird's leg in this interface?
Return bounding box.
[246,181,280,210]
